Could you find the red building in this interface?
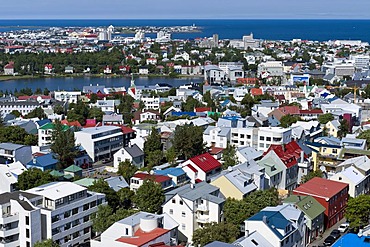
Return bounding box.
[293,177,349,229]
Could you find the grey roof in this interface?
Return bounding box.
[0,142,25,151]
[205,241,234,247]
[233,231,274,247]
[0,191,39,211]
[237,146,263,162]
[103,114,123,122]
[165,182,225,205]
[118,211,164,226]
[124,144,144,158]
[105,176,129,191]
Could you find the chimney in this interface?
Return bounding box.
[300,150,304,163]
[33,158,37,164]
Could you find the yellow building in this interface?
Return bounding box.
[306,142,342,172]
[325,120,340,138]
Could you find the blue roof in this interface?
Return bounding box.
[328,96,339,102]
[172,112,196,117]
[333,233,370,247]
[154,167,186,177]
[248,211,289,240]
[222,116,240,121]
[36,119,51,127]
[305,141,341,149]
[27,153,58,168]
[220,99,230,107]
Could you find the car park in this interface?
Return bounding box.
[338,222,350,233]
[324,235,336,246]
[330,229,341,240]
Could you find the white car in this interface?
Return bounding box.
[338,222,350,233]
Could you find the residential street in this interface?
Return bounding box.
[309,218,347,247]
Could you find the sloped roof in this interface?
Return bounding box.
[133,172,171,183]
[27,153,58,168]
[264,141,305,168]
[189,153,221,172]
[124,144,144,158]
[64,164,82,173]
[284,195,325,220]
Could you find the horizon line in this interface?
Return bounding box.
[0,18,370,21]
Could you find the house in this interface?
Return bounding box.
[325,120,340,137]
[203,126,231,149]
[139,66,149,75]
[104,66,112,74]
[4,62,15,75]
[44,64,53,74]
[75,126,124,162]
[154,168,189,187]
[133,110,161,125]
[64,66,74,74]
[0,142,32,165]
[236,146,263,164]
[293,177,349,228]
[284,195,325,244]
[64,164,83,178]
[305,141,342,172]
[146,57,158,65]
[113,144,144,168]
[54,91,81,103]
[240,204,306,247]
[130,172,173,192]
[0,161,26,193]
[26,153,58,171]
[181,153,222,183]
[90,212,179,247]
[102,114,124,125]
[211,161,266,200]
[162,182,225,243]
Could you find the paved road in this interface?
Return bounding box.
[309,218,346,246]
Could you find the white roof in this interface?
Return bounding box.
[26,182,86,200]
[0,161,27,185]
[335,166,365,184]
[78,125,121,134]
[259,126,290,133]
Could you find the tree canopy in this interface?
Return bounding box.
[0,125,37,146]
[357,130,370,148]
[144,127,162,168]
[24,106,47,119]
[192,222,239,247]
[280,114,301,128]
[318,113,334,124]
[34,239,59,247]
[300,170,323,184]
[17,168,56,190]
[172,124,205,160]
[133,179,165,213]
[222,144,238,170]
[338,119,349,138]
[89,179,120,210]
[117,160,138,181]
[345,195,370,229]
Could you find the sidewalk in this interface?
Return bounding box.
[308,218,346,247]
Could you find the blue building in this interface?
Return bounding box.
[154,167,189,187]
[26,153,58,171]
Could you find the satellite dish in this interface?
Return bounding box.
[319,166,326,172]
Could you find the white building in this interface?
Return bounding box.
[203,126,231,148]
[141,95,160,110]
[75,126,124,162]
[257,61,284,77]
[162,182,225,244]
[204,65,226,83]
[90,212,179,247]
[113,144,144,168]
[0,161,26,194]
[26,182,106,247]
[96,100,118,113]
[257,127,292,151]
[38,123,70,147]
[54,91,81,104]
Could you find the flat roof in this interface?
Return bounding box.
[26,182,86,201]
[79,125,121,134]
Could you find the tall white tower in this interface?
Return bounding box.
[107,25,114,41]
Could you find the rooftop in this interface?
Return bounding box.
[189,153,221,172]
[26,181,86,201]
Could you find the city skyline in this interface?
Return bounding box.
[1,0,370,20]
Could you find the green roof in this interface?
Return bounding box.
[338,148,370,158]
[40,123,69,131]
[63,174,74,180]
[284,195,325,220]
[257,152,284,177]
[64,165,82,173]
[49,170,64,177]
[74,178,97,187]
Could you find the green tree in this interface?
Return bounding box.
[117,188,135,209]
[10,110,21,117]
[318,113,334,124]
[224,188,279,226]
[172,124,205,160]
[357,130,370,148]
[118,94,134,124]
[34,239,59,247]
[280,114,301,128]
[43,88,50,96]
[0,126,37,145]
[90,93,98,103]
[88,106,104,122]
[144,127,162,154]
[147,150,163,170]
[345,195,370,229]
[133,179,164,213]
[117,160,138,181]
[67,101,89,125]
[53,104,64,115]
[192,222,239,247]
[92,205,137,233]
[221,144,238,170]
[17,168,56,190]
[89,179,119,210]
[165,146,177,165]
[50,120,78,168]
[182,96,202,112]
[25,107,47,119]
[240,94,255,115]
[300,170,323,184]
[338,119,349,138]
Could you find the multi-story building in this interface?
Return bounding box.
[257,61,284,77]
[257,127,292,152]
[162,182,225,244]
[0,182,105,247]
[141,95,160,110]
[0,143,32,165]
[0,100,41,116]
[293,177,349,228]
[75,126,124,162]
[90,212,178,247]
[38,123,70,147]
[0,161,26,193]
[54,91,81,104]
[203,126,231,148]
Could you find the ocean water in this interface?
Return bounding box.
[0,19,369,41]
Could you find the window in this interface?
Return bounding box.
[172,199,176,204]
[266,137,271,141]
[125,228,129,235]
[26,229,30,238]
[83,203,89,211]
[55,198,63,206]
[182,212,186,217]
[26,242,30,247]
[72,207,79,215]
[65,223,71,230]
[68,194,75,201]
[180,200,183,205]
[259,143,264,148]
[170,209,173,214]
[182,224,186,230]
[25,216,29,225]
[259,136,264,141]
[83,215,89,223]
[64,211,71,218]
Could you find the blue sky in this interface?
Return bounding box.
[1,0,370,19]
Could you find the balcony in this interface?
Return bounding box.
[197,204,209,212]
[196,215,210,223]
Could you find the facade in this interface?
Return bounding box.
[74,126,124,162]
[54,91,81,104]
[203,126,231,148]
[257,127,292,151]
[26,182,106,247]
[129,172,173,192]
[181,153,222,183]
[38,123,69,147]
[0,101,41,116]
[91,212,178,247]
[0,143,32,165]
[257,61,284,77]
[141,95,160,110]
[113,144,144,168]
[162,182,225,244]
[293,177,349,228]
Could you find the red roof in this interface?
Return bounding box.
[264,141,305,168]
[293,177,349,200]
[133,173,172,183]
[189,153,221,172]
[116,227,170,246]
[236,78,260,85]
[84,119,97,128]
[195,107,211,113]
[250,88,263,96]
[4,63,14,69]
[208,147,224,155]
[121,126,136,134]
[17,95,51,100]
[278,106,300,115]
[299,109,323,114]
[186,164,198,173]
[61,119,82,127]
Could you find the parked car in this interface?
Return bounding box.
[338,222,350,233]
[323,236,336,246]
[330,229,341,239]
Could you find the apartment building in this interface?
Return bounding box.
[75,126,124,162]
[38,123,70,147]
[162,182,225,244]
[0,143,32,165]
[257,61,284,77]
[54,91,81,104]
[141,95,160,110]
[257,127,292,152]
[0,182,105,247]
